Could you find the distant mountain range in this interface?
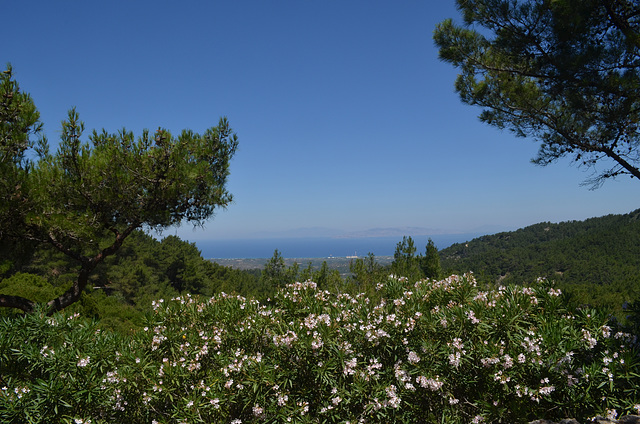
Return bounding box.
[249,225,509,239]
[336,227,456,238]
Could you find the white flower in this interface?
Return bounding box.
[539,385,555,395]
[385,385,401,408]
[548,288,562,297]
[343,357,357,375]
[466,310,480,324]
[448,352,461,367]
[277,393,288,406]
[582,329,597,349]
[253,405,264,417]
[416,375,443,391]
[451,338,464,350]
[502,354,513,369]
[77,357,90,367]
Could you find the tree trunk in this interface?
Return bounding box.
[45,266,93,315]
[0,293,36,313]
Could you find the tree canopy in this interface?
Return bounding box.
[434,0,640,187]
[0,66,238,314]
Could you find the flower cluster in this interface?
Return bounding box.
[2,274,639,423]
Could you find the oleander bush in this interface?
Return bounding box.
[2,274,640,423]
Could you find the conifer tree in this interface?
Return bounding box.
[0,66,238,314]
[434,0,640,187]
[421,238,442,279]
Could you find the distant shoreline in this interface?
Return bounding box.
[210,256,395,271]
[208,255,394,261]
[194,233,482,261]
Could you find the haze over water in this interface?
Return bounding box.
[195,233,482,259]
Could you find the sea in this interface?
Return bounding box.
[194,233,482,259]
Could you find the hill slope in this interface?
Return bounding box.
[440,209,640,316]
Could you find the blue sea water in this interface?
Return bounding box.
[193,233,482,259]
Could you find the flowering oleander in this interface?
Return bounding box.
[1,273,639,423]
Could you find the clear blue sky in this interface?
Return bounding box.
[4,1,639,241]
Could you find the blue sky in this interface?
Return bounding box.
[4,1,639,242]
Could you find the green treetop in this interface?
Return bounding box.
[434,0,640,188]
[421,238,442,280]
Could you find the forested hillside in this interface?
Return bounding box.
[440,209,640,317]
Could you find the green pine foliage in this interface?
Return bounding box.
[434,0,640,187]
[0,66,238,314]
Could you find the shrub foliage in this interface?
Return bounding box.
[1,274,639,423]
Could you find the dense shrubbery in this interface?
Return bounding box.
[2,274,639,423]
